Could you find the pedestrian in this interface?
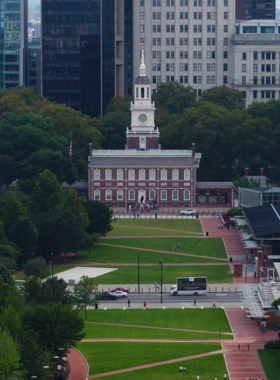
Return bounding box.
[224,373,227,380]
[254,271,257,279]
[134,212,136,218]
[143,301,147,309]
[154,281,157,291]
[218,224,220,229]
[137,211,140,218]
[193,299,197,307]
[157,285,159,291]
[221,223,223,229]
[212,300,216,308]
[197,374,200,380]
[128,299,130,307]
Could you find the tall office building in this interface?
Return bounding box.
[41,0,132,118]
[133,0,235,97]
[236,0,275,20]
[0,0,27,89]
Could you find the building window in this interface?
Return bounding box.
[129,169,135,180]
[223,76,228,84]
[184,169,190,180]
[149,190,156,200]
[223,38,228,46]
[253,76,257,85]
[211,76,215,84]
[224,51,228,59]
[140,0,145,5]
[253,64,258,72]
[242,64,246,72]
[94,169,100,180]
[129,190,135,200]
[140,12,145,20]
[161,190,167,200]
[172,190,179,200]
[184,190,190,200]
[140,25,144,33]
[207,75,211,84]
[105,169,112,180]
[224,25,228,33]
[253,51,258,60]
[242,76,246,85]
[139,169,145,180]
[117,169,123,180]
[149,169,156,180]
[223,63,228,71]
[117,190,123,200]
[161,169,167,180]
[106,190,112,201]
[172,169,179,180]
[94,190,100,200]
[253,90,257,99]
[224,12,228,19]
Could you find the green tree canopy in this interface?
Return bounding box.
[105,95,132,114]
[24,257,48,279]
[0,328,25,380]
[232,174,261,195]
[73,276,99,319]
[200,85,245,110]
[101,111,130,149]
[82,200,113,236]
[1,196,27,235]
[152,82,196,115]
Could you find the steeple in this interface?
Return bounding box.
[139,46,147,77]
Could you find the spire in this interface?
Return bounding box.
[139,45,146,77]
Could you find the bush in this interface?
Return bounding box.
[24,257,48,279]
[227,208,243,217]
[264,340,280,349]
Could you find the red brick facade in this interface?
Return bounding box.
[127,136,160,149]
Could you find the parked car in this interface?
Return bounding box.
[98,292,118,300]
[111,287,130,293]
[113,291,128,298]
[180,209,196,216]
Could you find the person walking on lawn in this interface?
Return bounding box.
[143,301,147,309]
[193,299,197,306]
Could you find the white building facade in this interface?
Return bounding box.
[133,0,235,97]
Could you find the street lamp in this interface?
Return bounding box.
[159,259,163,303]
[137,251,140,293]
[49,261,53,277]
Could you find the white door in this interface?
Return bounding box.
[138,190,146,204]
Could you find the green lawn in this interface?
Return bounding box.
[101,237,227,259]
[108,226,199,236]
[84,323,232,340]
[100,354,228,380]
[258,350,280,380]
[110,219,203,233]
[85,309,232,333]
[76,342,224,377]
[75,245,225,264]
[91,264,233,284]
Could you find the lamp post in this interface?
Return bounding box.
[159,259,163,303]
[137,251,140,293]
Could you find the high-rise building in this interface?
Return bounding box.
[133,0,235,97]
[236,0,275,20]
[0,0,28,89]
[41,0,132,118]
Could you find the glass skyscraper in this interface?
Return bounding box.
[236,0,275,20]
[42,0,132,118]
[0,0,27,89]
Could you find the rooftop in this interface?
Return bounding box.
[91,149,200,158]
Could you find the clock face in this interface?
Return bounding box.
[138,114,147,123]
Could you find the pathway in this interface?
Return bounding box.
[222,308,278,380]
[67,347,88,380]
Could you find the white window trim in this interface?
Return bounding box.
[149,190,156,200]
[94,169,100,180]
[94,190,100,200]
[184,169,190,180]
[161,190,167,200]
[184,190,190,200]
[172,169,179,180]
[106,190,112,200]
[129,190,135,200]
[172,190,179,200]
[117,169,123,180]
[105,169,112,180]
[139,169,145,180]
[161,169,167,180]
[117,190,123,200]
[149,169,156,180]
[129,169,135,180]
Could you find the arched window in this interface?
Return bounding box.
[147,87,149,97]
[198,189,206,202]
[209,189,217,202]
[136,87,139,98]
[220,189,228,204]
[141,87,145,98]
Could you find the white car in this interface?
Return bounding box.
[180,209,196,216]
[113,291,128,298]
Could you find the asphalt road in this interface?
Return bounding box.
[99,291,243,305]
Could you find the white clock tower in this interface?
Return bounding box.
[126,47,160,150]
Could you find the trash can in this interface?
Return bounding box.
[206,231,209,236]
[196,213,199,219]
[229,257,232,263]
[155,213,157,219]
[95,303,98,309]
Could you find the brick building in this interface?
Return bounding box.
[88,48,201,208]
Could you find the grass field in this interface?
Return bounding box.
[100,237,227,259]
[84,323,232,340]
[85,309,232,333]
[258,350,280,380]
[91,264,233,284]
[75,245,225,264]
[76,342,225,377]
[109,219,203,234]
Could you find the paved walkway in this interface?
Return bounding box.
[222,308,278,380]
[67,347,88,380]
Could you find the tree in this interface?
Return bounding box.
[152,82,196,115]
[200,86,245,110]
[101,111,130,149]
[0,265,14,285]
[272,297,280,308]
[82,200,113,236]
[63,189,89,229]
[105,95,132,114]
[9,217,38,263]
[0,155,18,186]
[29,170,64,215]
[1,196,27,235]
[73,276,99,319]
[0,190,30,217]
[24,257,48,279]
[85,233,100,256]
[232,175,261,195]
[23,303,85,352]
[0,328,25,380]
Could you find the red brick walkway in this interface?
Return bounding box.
[67,347,88,380]
[222,308,278,380]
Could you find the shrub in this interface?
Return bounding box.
[24,257,48,279]
[227,208,243,217]
[264,340,280,349]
